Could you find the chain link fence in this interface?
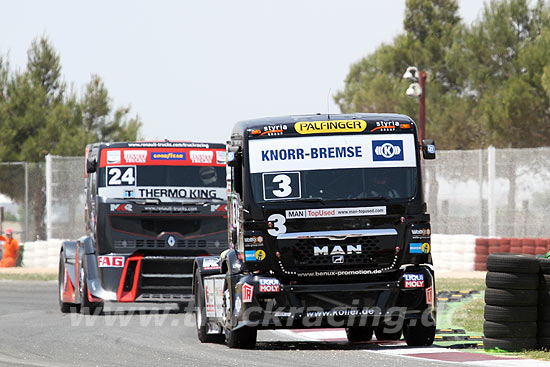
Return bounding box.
[0,148,549,242]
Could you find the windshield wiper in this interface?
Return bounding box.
[284,197,326,204]
[346,196,390,202]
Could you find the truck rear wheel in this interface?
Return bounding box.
[403,321,435,346]
[345,326,373,342]
[194,269,224,343]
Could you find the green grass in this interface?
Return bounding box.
[0,273,57,281]
[436,278,486,292]
[451,297,484,333]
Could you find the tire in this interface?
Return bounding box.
[374,326,401,341]
[483,337,537,352]
[484,288,537,306]
[484,305,537,322]
[223,278,257,349]
[538,337,550,350]
[485,272,538,290]
[345,327,373,343]
[538,258,550,275]
[483,321,536,338]
[486,253,538,274]
[194,269,224,343]
[403,322,435,347]
[58,255,77,313]
[80,272,103,315]
[537,322,550,337]
[540,275,550,290]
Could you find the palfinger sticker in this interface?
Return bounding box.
[294,120,366,134]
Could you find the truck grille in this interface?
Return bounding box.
[114,239,226,249]
[139,256,194,294]
[278,235,397,273]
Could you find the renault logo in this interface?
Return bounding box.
[167,236,176,247]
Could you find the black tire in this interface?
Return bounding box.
[538,258,550,274]
[486,253,539,274]
[483,337,537,352]
[540,274,550,290]
[485,272,538,290]
[484,305,537,322]
[403,322,435,347]
[194,269,224,343]
[345,327,373,343]
[223,278,257,349]
[80,272,103,315]
[58,255,76,313]
[374,326,402,341]
[484,288,537,306]
[537,322,550,337]
[483,321,536,338]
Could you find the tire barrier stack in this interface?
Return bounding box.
[483,253,539,351]
[20,240,63,268]
[538,257,550,350]
[431,234,476,272]
[475,238,550,271]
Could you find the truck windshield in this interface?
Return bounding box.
[247,134,417,202]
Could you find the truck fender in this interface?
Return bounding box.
[192,256,221,295]
[220,249,242,276]
[79,235,96,255]
[60,241,78,296]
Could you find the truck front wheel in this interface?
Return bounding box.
[222,279,257,349]
[194,269,224,343]
[345,326,373,342]
[403,320,435,346]
[80,271,103,315]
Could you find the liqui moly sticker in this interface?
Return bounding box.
[98,255,125,268]
[259,278,280,292]
[404,274,424,288]
[286,206,386,219]
[242,283,254,303]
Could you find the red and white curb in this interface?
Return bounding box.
[275,329,549,366]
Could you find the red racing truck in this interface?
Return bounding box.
[58,141,228,314]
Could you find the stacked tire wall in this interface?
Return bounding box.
[475,238,550,271]
[483,254,539,351]
[538,257,550,349]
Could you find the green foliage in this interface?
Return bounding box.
[0,36,143,238]
[336,0,550,149]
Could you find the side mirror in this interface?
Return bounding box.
[226,150,242,167]
[86,157,97,173]
[422,139,436,160]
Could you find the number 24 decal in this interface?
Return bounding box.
[107,166,136,186]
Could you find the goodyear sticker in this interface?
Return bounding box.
[294,120,366,134]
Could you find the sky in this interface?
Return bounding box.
[0,0,486,144]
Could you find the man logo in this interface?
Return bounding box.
[314,245,361,256]
[332,255,344,264]
[372,140,404,161]
[167,236,176,247]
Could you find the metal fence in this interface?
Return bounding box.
[0,147,549,242]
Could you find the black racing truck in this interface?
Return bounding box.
[58,141,228,314]
[193,113,437,348]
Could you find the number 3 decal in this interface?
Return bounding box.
[272,174,292,197]
[267,214,286,236]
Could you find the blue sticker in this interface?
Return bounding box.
[372,140,404,161]
[245,251,257,261]
[404,273,424,281]
[409,243,423,254]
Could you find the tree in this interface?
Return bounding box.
[0,36,142,239]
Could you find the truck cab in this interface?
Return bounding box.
[58,141,228,314]
[194,114,437,348]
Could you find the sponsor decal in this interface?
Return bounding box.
[332,255,344,264]
[404,274,425,288]
[297,269,385,277]
[242,283,254,303]
[251,124,289,137]
[286,206,386,219]
[202,258,221,270]
[422,242,430,254]
[234,296,242,314]
[248,135,416,174]
[127,142,212,148]
[426,286,434,305]
[306,308,378,318]
[370,120,400,132]
[210,204,227,212]
[409,243,422,254]
[136,187,224,199]
[295,120,366,134]
[107,150,121,164]
[216,150,226,164]
[150,152,186,160]
[98,255,124,267]
[411,227,431,240]
[245,251,256,261]
[259,278,280,292]
[372,140,404,161]
[314,245,361,256]
[204,279,215,316]
[124,150,147,163]
[110,203,133,212]
[244,236,264,244]
[263,172,301,200]
[427,144,436,154]
[274,311,292,317]
[167,235,176,247]
[255,249,266,261]
[190,150,213,164]
[124,190,135,198]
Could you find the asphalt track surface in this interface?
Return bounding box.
[0,281,524,367]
